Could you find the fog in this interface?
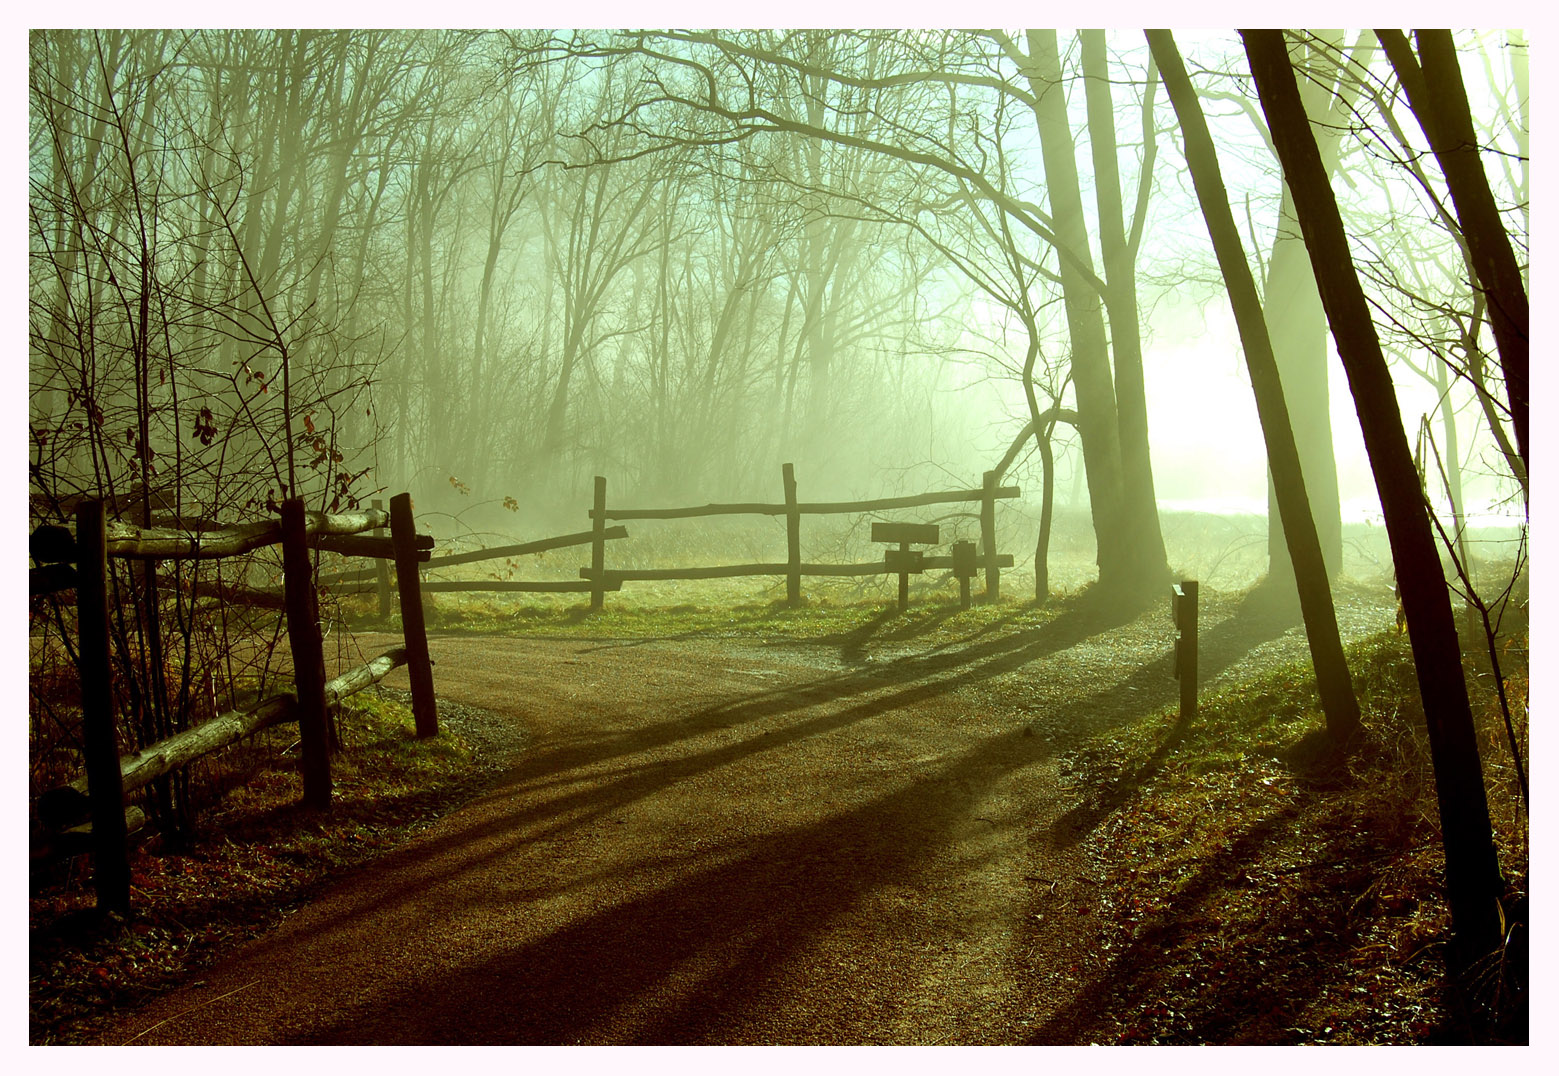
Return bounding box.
[28,29,1527,594]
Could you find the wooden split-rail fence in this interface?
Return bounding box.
[28,493,438,915]
[321,466,1021,614]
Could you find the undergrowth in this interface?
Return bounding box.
[1056,627,1529,1044]
[29,692,482,1045]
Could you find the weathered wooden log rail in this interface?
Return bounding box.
[38,648,408,834]
[581,555,1016,583]
[580,465,1020,611]
[317,525,625,592]
[28,509,432,598]
[351,466,1022,614]
[28,493,437,914]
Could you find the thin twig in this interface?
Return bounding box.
[121,978,260,1044]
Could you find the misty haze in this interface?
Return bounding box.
[29,29,1527,1046]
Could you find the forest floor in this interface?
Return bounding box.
[31,580,1528,1044]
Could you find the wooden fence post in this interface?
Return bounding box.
[952,540,977,611]
[590,476,607,613]
[783,463,801,606]
[1173,580,1199,725]
[371,498,391,619]
[896,538,912,612]
[281,499,332,809]
[390,493,438,738]
[75,500,130,914]
[981,470,1000,602]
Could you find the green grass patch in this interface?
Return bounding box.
[348,585,1065,650]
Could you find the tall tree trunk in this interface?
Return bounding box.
[1262,193,1341,587]
[1148,29,1361,748]
[1243,28,1505,972]
[1080,30,1169,592]
[1262,31,1364,591]
[1432,346,1474,583]
[1020,30,1131,595]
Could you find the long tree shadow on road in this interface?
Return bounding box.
[109,590,1318,1043]
[305,590,1295,949]
[280,593,1301,1043]
[1022,775,1402,1044]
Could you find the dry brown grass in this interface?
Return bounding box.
[1054,617,1528,1044]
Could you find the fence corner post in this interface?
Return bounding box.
[281,498,332,809]
[783,463,801,606]
[75,499,130,915]
[390,493,439,738]
[590,476,607,613]
[371,498,391,619]
[981,470,999,603]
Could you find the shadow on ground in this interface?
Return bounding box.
[110,590,1314,1044]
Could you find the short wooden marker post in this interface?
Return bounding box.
[75,500,130,914]
[390,493,439,738]
[589,476,608,613]
[1171,580,1199,725]
[281,498,332,810]
[951,540,979,610]
[783,463,801,606]
[873,521,938,612]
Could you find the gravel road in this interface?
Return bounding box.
[96,591,1389,1044]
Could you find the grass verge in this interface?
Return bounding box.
[1054,629,1528,1044]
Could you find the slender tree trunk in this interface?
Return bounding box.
[1262,32,1365,590]
[1432,352,1474,583]
[1243,28,1504,972]
[1034,415,1057,603]
[417,155,441,475]
[1505,30,1529,237]
[1149,29,1361,747]
[1376,29,1528,477]
[1262,202,1341,587]
[995,324,1071,605]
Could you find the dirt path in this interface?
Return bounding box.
[96,594,1390,1044]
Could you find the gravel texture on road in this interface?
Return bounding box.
[96,590,1389,1044]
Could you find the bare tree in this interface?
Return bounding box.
[1147,29,1360,745]
[524,30,1174,597]
[1243,27,1505,974]
[1375,30,1527,477]
[29,30,380,836]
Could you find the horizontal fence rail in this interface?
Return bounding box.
[29,509,434,566]
[580,556,1016,583]
[28,494,439,912]
[588,487,1020,521]
[421,579,622,594]
[389,465,1021,612]
[317,525,623,585]
[38,647,409,832]
[104,509,388,559]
